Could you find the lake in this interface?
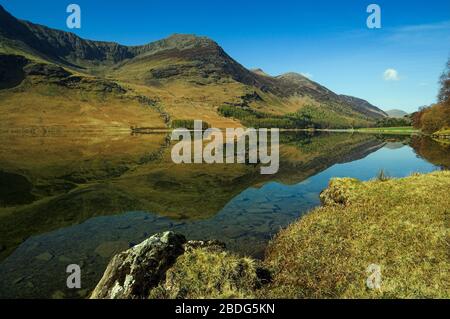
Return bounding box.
[0,131,448,298]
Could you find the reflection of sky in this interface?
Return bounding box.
[0,144,441,298]
[321,145,438,180]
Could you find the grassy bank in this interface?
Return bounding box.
[355,126,419,135]
[138,171,450,299]
[264,170,449,298]
[432,128,450,144]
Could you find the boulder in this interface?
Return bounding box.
[90,231,186,299]
[91,232,272,299]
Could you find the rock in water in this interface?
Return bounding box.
[90,231,186,299]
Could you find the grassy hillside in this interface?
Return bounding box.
[0,5,387,130]
[264,171,450,298]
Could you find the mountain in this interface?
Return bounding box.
[0,5,386,130]
[251,68,270,77]
[386,109,409,118]
[339,95,388,118]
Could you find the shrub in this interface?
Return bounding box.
[171,119,210,130]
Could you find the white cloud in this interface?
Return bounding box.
[301,72,313,79]
[385,20,450,44]
[394,20,450,33]
[383,69,399,81]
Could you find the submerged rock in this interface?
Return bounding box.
[94,241,129,259]
[35,252,54,262]
[90,231,186,299]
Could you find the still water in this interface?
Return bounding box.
[0,132,448,298]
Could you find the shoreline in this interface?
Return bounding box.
[0,125,426,136]
[91,170,450,299]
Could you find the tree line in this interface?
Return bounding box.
[411,59,450,134]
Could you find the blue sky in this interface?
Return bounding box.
[1,0,449,112]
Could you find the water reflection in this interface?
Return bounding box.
[0,132,447,298]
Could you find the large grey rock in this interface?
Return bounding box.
[90,231,186,299]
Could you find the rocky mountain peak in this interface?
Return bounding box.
[251,68,270,76]
[131,33,220,57]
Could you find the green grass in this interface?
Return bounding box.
[139,171,450,299]
[432,128,450,140]
[170,119,210,130]
[264,171,450,298]
[431,128,450,145]
[218,104,373,129]
[356,126,419,135]
[149,245,263,299]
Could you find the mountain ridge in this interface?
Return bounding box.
[0,4,387,130]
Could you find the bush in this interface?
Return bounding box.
[420,104,450,134]
[218,105,315,129]
[375,117,411,128]
[412,59,450,134]
[171,119,210,130]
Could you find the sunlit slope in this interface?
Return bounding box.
[0,54,167,129]
[0,5,387,129]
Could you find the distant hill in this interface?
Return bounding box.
[386,109,409,118]
[0,4,387,129]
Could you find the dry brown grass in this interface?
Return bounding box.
[264,171,450,298]
[0,82,165,129]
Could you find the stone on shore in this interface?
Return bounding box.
[90,231,186,299]
[91,232,271,299]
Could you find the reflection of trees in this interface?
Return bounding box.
[410,136,450,169]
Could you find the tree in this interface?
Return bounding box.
[438,58,450,106]
[420,104,450,134]
[412,59,450,133]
